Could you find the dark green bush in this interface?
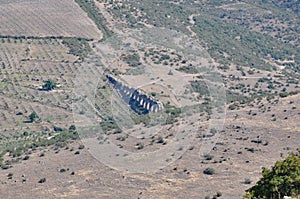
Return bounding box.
[42,79,56,91]
[203,167,215,175]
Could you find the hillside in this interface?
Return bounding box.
[0,0,299,198]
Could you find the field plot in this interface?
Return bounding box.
[0,37,79,134]
[0,0,102,39]
[28,39,78,62]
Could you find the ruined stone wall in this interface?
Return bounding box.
[106,74,163,115]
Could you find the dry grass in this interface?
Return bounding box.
[0,93,299,198]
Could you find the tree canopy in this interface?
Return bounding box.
[42,79,56,91]
[245,149,300,199]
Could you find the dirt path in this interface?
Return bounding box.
[186,14,200,37]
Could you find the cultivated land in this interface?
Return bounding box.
[0,0,102,39]
[0,0,299,198]
[0,37,78,133]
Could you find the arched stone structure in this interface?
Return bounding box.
[105,74,164,115]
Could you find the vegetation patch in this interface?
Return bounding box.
[245,149,300,199]
[62,38,92,60]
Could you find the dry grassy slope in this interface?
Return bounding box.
[0,0,299,198]
[0,94,299,199]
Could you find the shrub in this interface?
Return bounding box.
[23,155,30,160]
[244,178,252,184]
[157,136,164,144]
[203,168,215,175]
[29,112,38,123]
[42,79,56,91]
[279,92,289,98]
[69,125,76,132]
[59,168,66,173]
[229,103,238,110]
[38,178,46,183]
[136,142,144,150]
[23,131,29,136]
[7,173,13,179]
[204,154,214,160]
[53,126,63,132]
[1,164,10,170]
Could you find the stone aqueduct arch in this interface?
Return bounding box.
[105,74,163,114]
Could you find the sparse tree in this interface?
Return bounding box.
[29,111,38,122]
[42,79,56,91]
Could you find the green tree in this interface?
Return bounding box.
[29,111,38,123]
[42,79,56,91]
[244,149,300,199]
